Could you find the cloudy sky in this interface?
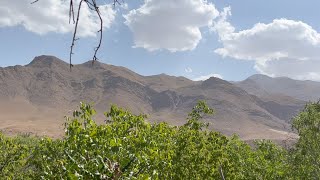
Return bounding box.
[1,0,320,81]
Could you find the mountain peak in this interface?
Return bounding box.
[27,55,68,68]
[247,74,272,81]
[202,76,231,87]
[79,60,108,70]
[247,74,294,81]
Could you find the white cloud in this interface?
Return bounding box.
[0,0,116,37]
[212,7,320,81]
[193,73,223,81]
[211,7,234,41]
[184,67,193,73]
[255,57,320,81]
[120,3,129,10]
[124,0,219,52]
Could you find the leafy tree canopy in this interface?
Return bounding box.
[1,101,320,179]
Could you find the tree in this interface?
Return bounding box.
[290,101,320,178]
[5,101,320,178]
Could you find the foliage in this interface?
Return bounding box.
[0,133,39,179]
[289,102,320,178]
[0,101,320,179]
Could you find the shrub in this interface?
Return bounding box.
[1,101,320,179]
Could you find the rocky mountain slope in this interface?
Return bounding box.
[0,55,302,140]
[234,74,320,123]
[236,74,320,102]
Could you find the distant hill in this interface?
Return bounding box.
[236,74,320,102]
[0,55,302,140]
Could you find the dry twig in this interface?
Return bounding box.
[31,0,122,70]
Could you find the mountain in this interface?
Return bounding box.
[0,55,299,140]
[235,74,320,122]
[236,74,320,102]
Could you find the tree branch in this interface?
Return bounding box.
[69,0,84,71]
[31,0,122,70]
[30,0,39,4]
[91,0,103,64]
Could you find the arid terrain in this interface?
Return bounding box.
[1,55,317,140]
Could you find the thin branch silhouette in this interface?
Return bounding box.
[31,0,122,70]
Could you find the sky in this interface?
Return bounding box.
[1,0,320,81]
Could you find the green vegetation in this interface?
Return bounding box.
[1,101,320,179]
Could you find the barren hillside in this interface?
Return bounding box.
[0,55,303,140]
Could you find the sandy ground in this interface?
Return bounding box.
[0,98,65,138]
[0,98,299,141]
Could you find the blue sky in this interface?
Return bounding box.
[1,0,320,81]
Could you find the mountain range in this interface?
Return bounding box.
[1,55,319,140]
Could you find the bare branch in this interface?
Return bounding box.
[69,0,84,71]
[30,0,39,4]
[91,0,103,64]
[69,0,75,24]
[32,0,122,69]
[113,0,122,7]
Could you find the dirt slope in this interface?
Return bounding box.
[0,55,302,140]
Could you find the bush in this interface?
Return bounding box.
[1,101,320,179]
[289,102,320,178]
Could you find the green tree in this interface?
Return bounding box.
[5,100,320,179]
[290,101,320,178]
